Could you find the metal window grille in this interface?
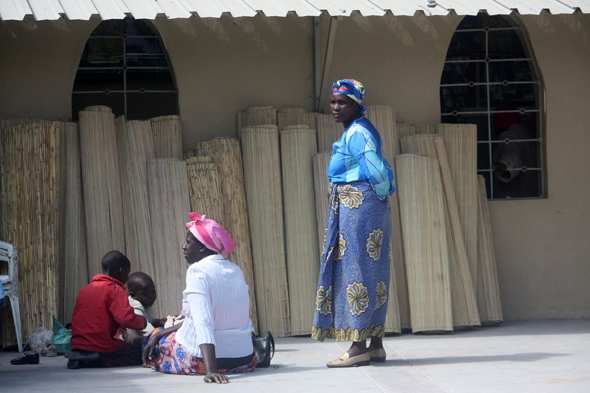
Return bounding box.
[440,15,545,200]
[72,18,178,120]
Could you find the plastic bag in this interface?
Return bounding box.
[51,315,71,355]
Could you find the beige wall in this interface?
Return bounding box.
[0,18,99,120]
[1,12,589,321]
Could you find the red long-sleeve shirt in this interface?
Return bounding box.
[71,274,146,353]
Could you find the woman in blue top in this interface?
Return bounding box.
[312,79,395,368]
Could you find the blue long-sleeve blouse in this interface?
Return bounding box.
[326,117,395,200]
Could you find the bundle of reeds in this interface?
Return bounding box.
[183,150,197,160]
[280,125,319,335]
[192,137,258,332]
[185,157,225,233]
[436,124,479,290]
[84,105,112,113]
[60,122,89,322]
[277,108,315,131]
[401,134,480,328]
[147,159,190,316]
[150,115,183,159]
[397,123,416,142]
[0,121,62,346]
[78,109,126,277]
[116,118,156,277]
[312,151,332,257]
[396,154,453,333]
[476,176,503,325]
[365,105,404,332]
[416,124,436,135]
[236,106,277,138]
[315,113,339,152]
[241,125,290,337]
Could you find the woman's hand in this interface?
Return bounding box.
[204,372,229,384]
[142,332,161,365]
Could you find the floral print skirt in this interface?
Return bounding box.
[312,180,392,342]
[144,328,257,375]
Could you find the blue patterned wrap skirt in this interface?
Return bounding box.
[312,180,392,342]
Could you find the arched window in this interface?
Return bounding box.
[440,14,544,200]
[72,18,178,120]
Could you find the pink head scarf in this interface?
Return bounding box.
[186,213,236,258]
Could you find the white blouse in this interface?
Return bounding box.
[175,254,253,359]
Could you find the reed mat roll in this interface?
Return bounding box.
[185,157,225,234]
[237,106,277,139]
[241,125,290,337]
[150,115,183,160]
[280,125,320,335]
[397,123,416,141]
[277,108,315,131]
[416,124,436,135]
[396,154,453,333]
[0,118,42,128]
[401,134,480,328]
[436,124,479,291]
[147,159,190,316]
[79,110,126,277]
[60,122,89,322]
[0,121,62,346]
[312,151,332,257]
[84,105,112,113]
[193,137,258,333]
[116,118,156,277]
[183,150,197,160]
[476,176,503,325]
[365,105,404,332]
[315,113,339,153]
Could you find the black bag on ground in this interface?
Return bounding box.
[253,331,275,368]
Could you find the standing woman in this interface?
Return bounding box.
[312,79,395,367]
[143,213,256,383]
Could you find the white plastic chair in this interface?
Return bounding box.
[0,241,22,353]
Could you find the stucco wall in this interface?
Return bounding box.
[0,12,588,321]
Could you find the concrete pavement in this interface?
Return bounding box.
[1,319,589,393]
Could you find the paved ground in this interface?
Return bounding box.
[1,319,589,393]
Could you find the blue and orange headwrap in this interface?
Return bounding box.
[331,79,366,116]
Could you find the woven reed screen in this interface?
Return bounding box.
[315,114,339,152]
[365,105,403,332]
[397,123,416,140]
[0,121,62,345]
[241,125,290,337]
[396,154,453,333]
[400,134,480,328]
[193,137,258,333]
[280,125,319,335]
[79,109,126,277]
[147,159,191,316]
[237,106,277,138]
[60,122,89,322]
[436,124,479,291]
[477,176,503,325]
[312,151,332,257]
[150,115,183,160]
[277,108,315,131]
[186,157,225,226]
[116,118,156,277]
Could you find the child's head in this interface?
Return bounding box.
[127,272,157,308]
[101,250,131,284]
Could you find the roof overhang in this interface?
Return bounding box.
[0,0,588,21]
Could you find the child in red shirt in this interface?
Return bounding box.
[68,250,147,369]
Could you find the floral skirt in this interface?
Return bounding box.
[312,180,392,342]
[143,328,257,375]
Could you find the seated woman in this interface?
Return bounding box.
[142,213,256,383]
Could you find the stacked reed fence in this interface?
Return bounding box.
[477,176,503,325]
[0,121,62,346]
[396,154,453,333]
[116,118,156,276]
[151,115,183,160]
[312,151,332,257]
[241,125,290,337]
[277,108,316,131]
[78,109,126,277]
[401,134,480,328]
[192,137,258,332]
[315,114,339,152]
[280,125,319,335]
[237,106,277,138]
[186,156,225,226]
[365,105,404,332]
[147,159,191,316]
